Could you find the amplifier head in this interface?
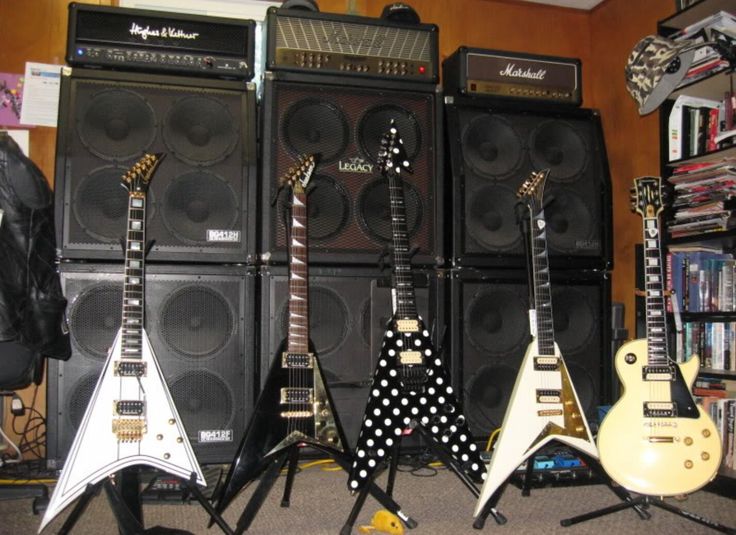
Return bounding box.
[265,7,438,82]
[443,47,582,106]
[66,3,255,80]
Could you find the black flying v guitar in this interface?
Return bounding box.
[348,122,486,493]
[214,155,349,515]
[40,154,205,533]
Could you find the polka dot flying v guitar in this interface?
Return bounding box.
[348,121,486,493]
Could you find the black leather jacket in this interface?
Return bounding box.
[0,132,70,360]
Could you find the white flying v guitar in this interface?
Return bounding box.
[474,169,598,518]
[39,154,205,533]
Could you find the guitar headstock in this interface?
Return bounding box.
[121,153,165,194]
[516,168,550,206]
[279,154,316,192]
[377,119,414,177]
[630,176,663,218]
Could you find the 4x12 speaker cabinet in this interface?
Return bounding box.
[260,72,443,267]
[445,98,612,270]
[47,263,255,468]
[259,265,444,448]
[450,268,611,441]
[54,68,257,263]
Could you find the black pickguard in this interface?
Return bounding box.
[215,341,348,515]
[348,319,486,492]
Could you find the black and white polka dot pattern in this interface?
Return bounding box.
[348,322,486,492]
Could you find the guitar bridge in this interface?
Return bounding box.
[536,389,561,403]
[643,401,677,417]
[533,357,560,371]
[280,410,312,419]
[642,365,675,381]
[112,418,146,441]
[281,388,313,404]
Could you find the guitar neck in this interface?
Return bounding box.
[387,170,418,319]
[121,193,146,360]
[287,185,309,355]
[642,215,669,365]
[529,207,555,356]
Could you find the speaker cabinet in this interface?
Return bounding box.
[259,265,444,448]
[450,268,611,440]
[47,263,255,467]
[54,68,257,263]
[260,73,443,266]
[445,99,612,269]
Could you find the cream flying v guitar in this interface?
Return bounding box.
[474,169,598,518]
[597,176,721,496]
[39,154,205,533]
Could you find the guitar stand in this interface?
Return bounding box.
[472,451,650,530]
[560,493,735,534]
[228,443,416,535]
[54,469,233,535]
[345,423,507,535]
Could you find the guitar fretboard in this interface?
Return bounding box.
[287,184,309,355]
[387,171,417,318]
[121,194,146,360]
[530,209,555,356]
[642,216,669,365]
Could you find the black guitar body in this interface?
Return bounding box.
[348,317,486,492]
[215,339,348,515]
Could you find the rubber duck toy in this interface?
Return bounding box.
[357,510,404,535]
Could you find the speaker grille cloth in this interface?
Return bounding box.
[50,266,252,465]
[59,74,252,261]
[266,81,436,259]
[453,108,608,262]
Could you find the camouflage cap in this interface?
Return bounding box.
[625,34,695,116]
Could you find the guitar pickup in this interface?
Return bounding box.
[399,351,423,365]
[114,360,147,377]
[115,400,145,416]
[536,389,561,403]
[281,388,313,404]
[533,357,560,371]
[643,401,676,417]
[642,365,675,381]
[396,319,419,333]
[112,418,146,442]
[282,352,313,369]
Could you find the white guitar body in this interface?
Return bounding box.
[39,328,204,532]
[597,339,722,496]
[474,338,598,517]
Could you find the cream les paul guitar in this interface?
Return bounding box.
[597,176,722,496]
[39,154,205,533]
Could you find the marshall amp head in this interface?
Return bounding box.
[265,7,438,82]
[66,3,255,80]
[443,47,582,106]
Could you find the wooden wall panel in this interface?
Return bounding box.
[589,0,673,337]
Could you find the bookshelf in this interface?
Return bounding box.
[657,0,736,491]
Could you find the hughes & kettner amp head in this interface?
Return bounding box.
[66,2,255,80]
[265,7,438,82]
[443,46,582,106]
